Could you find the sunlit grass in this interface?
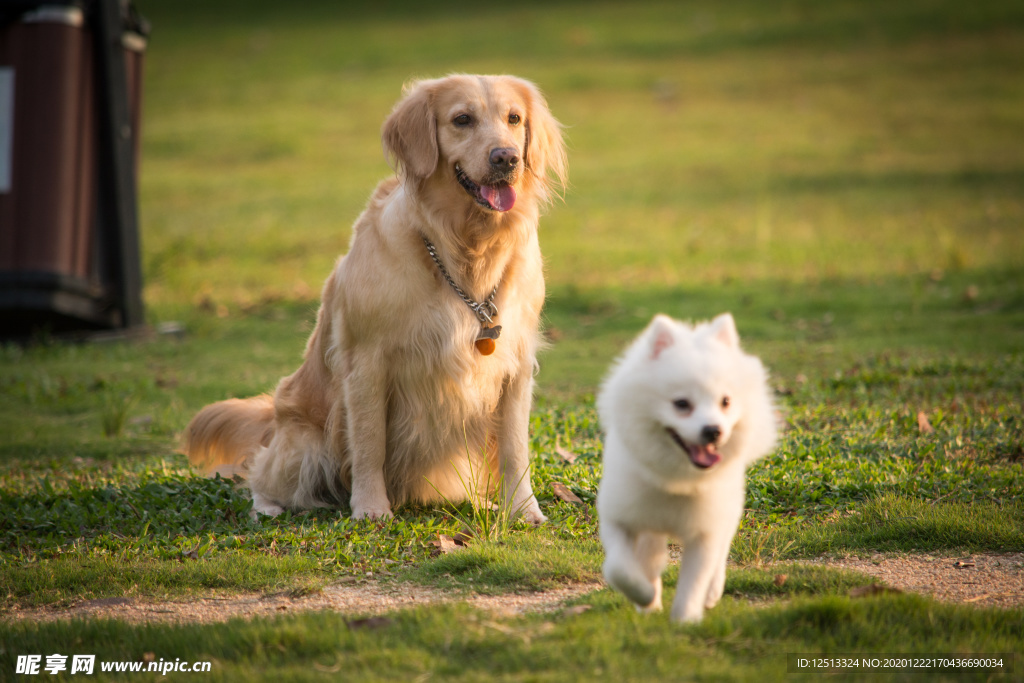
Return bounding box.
[1,0,1021,677]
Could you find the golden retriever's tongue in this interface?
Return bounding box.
[480,184,516,212]
[688,444,721,469]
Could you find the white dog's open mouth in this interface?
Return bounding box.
[666,428,721,469]
[455,164,516,212]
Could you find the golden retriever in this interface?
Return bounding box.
[183,74,567,522]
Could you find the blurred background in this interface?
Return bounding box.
[1,1,1021,628]
[133,0,1023,394]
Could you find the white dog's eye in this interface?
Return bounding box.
[673,398,692,413]
[453,114,472,127]
[508,113,521,126]
[721,396,731,409]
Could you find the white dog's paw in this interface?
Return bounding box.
[638,577,664,613]
[605,565,657,608]
[704,587,724,610]
[669,602,705,624]
[250,492,285,520]
[637,596,663,614]
[705,571,726,609]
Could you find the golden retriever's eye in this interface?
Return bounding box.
[508,113,521,126]
[453,114,472,127]
[721,396,731,409]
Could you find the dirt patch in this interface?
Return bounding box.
[3,553,1020,625]
[805,551,1024,610]
[2,580,605,626]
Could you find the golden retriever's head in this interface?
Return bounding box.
[382,75,567,214]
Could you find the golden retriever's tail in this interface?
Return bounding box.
[182,395,275,479]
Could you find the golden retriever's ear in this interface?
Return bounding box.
[514,78,568,200]
[382,80,439,180]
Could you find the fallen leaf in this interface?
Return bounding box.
[452,531,473,546]
[849,584,902,598]
[429,534,464,556]
[552,482,583,505]
[917,411,934,434]
[774,574,788,587]
[346,616,394,631]
[555,445,578,464]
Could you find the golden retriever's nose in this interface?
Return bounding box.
[489,147,520,170]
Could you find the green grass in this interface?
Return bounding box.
[2,0,1023,678]
[1,595,1020,681]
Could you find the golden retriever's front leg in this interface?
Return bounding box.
[496,367,547,524]
[344,348,392,520]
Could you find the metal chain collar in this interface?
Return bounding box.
[421,235,498,324]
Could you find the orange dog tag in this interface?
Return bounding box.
[475,338,496,355]
[475,325,501,355]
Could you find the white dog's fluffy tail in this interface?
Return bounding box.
[182,395,275,479]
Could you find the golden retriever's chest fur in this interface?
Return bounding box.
[385,315,517,483]
[325,180,544,502]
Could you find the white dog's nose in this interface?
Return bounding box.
[701,425,722,444]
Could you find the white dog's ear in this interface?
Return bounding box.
[382,79,439,181]
[512,77,568,201]
[709,313,740,348]
[647,314,676,360]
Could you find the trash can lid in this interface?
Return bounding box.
[20,5,84,28]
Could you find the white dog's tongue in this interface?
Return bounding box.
[688,444,721,469]
[480,184,516,212]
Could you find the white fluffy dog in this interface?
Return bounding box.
[597,313,777,623]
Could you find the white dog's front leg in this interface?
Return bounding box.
[704,532,735,609]
[634,532,668,612]
[344,349,392,520]
[671,533,720,624]
[601,522,659,608]
[495,369,545,524]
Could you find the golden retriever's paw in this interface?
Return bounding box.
[521,498,547,525]
[250,492,285,520]
[350,504,394,521]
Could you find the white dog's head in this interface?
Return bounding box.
[599,313,777,480]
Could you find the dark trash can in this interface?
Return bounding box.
[0,0,148,338]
